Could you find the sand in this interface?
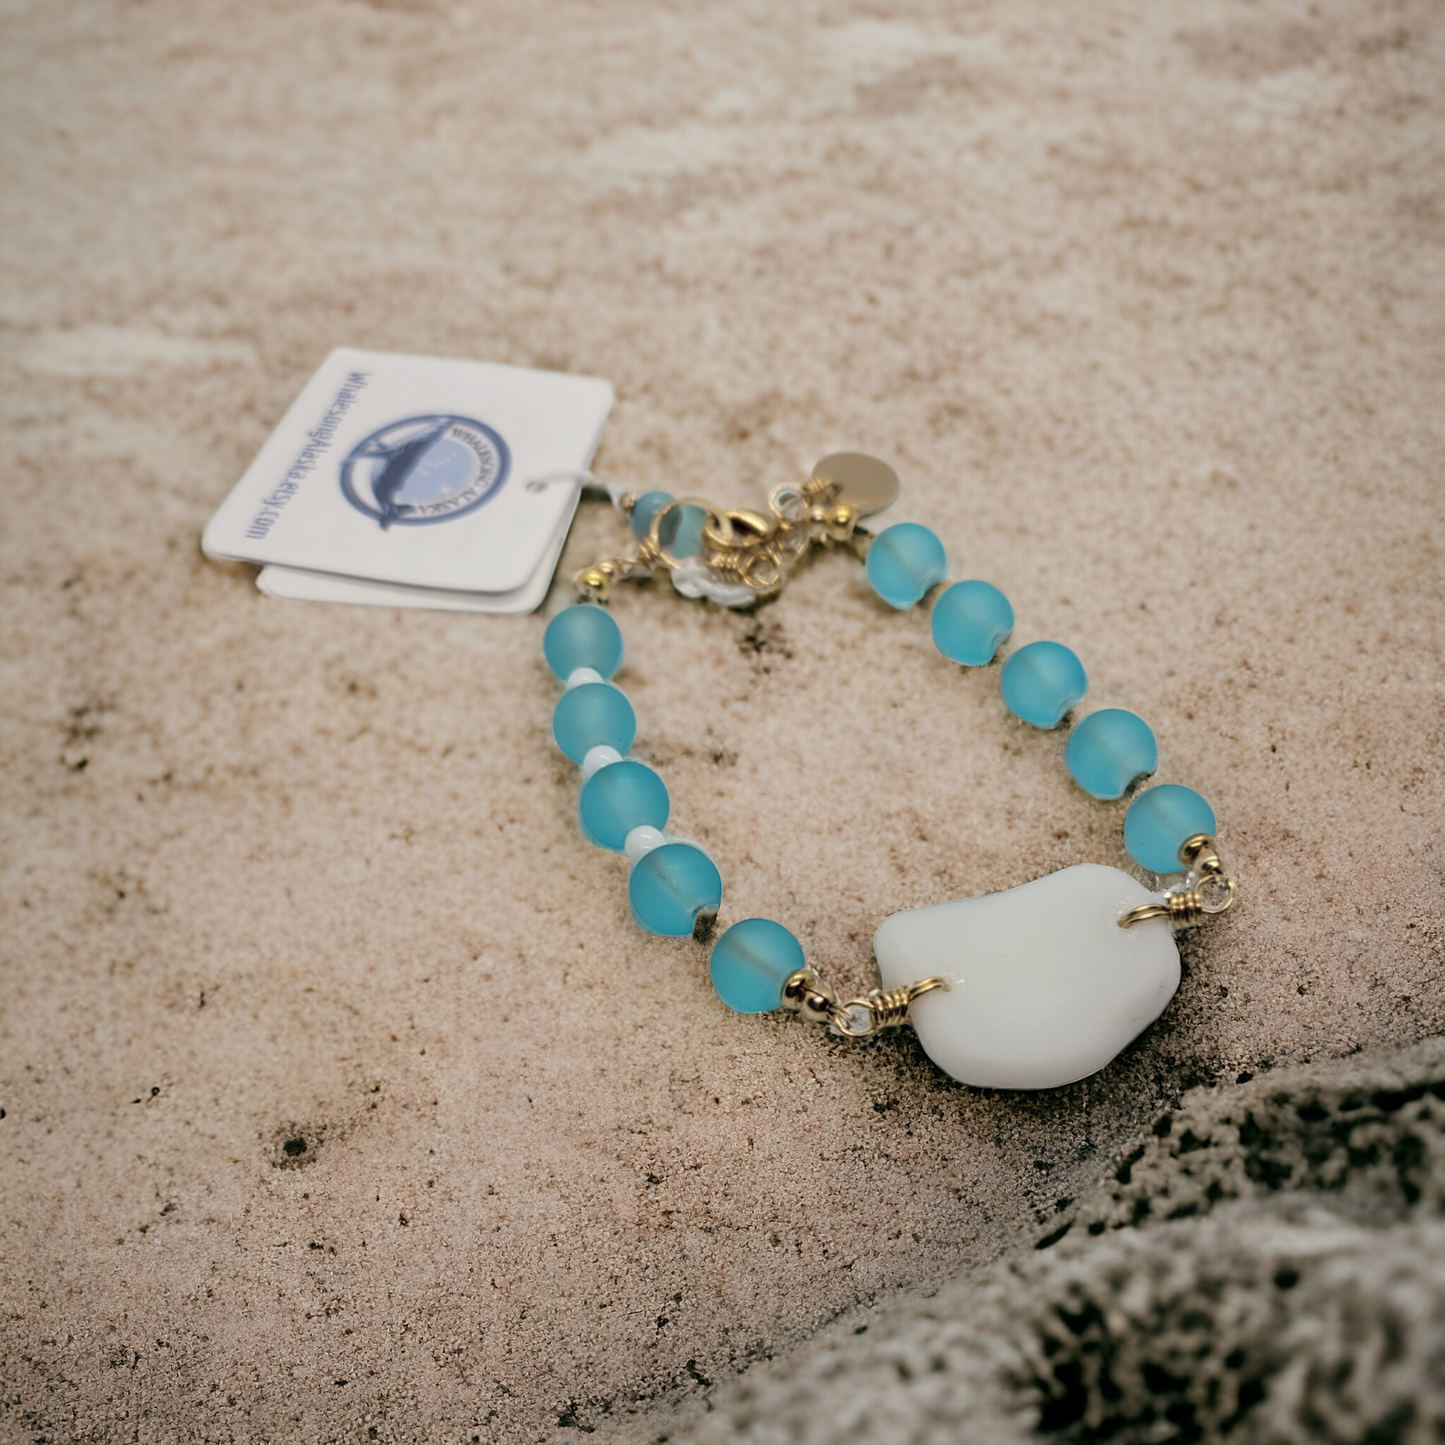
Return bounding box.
[1,1,1442,1440]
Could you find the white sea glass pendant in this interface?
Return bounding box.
[874,865,1179,1090]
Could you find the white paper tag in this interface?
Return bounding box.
[255,483,577,614]
[202,348,613,597]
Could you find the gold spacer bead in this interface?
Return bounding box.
[1178,833,1221,874]
[575,565,613,602]
[781,969,837,1025]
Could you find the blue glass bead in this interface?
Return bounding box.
[579,760,669,851]
[865,523,948,609]
[710,918,805,1014]
[1124,785,1217,874]
[552,682,636,763]
[1065,709,1158,801]
[629,842,723,937]
[931,580,1014,666]
[544,604,623,682]
[1001,641,1088,728]
[632,490,674,541]
[659,502,706,559]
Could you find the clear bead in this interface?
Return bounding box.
[1196,874,1235,913]
[833,1002,874,1037]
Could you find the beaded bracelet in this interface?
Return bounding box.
[545,455,1236,1091]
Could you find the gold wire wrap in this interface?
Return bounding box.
[1118,834,1237,930]
[781,969,952,1040]
[574,551,658,604]
[573,474,864,603]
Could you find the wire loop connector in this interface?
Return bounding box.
[781,969,952,1040]
[1118,834,1237,930]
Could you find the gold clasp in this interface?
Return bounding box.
[781,968,951,1039]
[1118,834,1237,930]
[572,454,899,605]
[696,501,798,592]
[576,490,854,601]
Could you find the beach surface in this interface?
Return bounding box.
[1,2,1442,1439]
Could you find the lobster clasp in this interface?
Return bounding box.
[572,453,899,607]
[696,504,804,594]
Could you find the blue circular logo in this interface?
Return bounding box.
[340,414,510,529]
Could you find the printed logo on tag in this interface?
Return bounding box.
[340,414,511,529]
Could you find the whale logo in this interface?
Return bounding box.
[340,414,510,529]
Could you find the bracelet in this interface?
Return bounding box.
[544,454,1236,1091]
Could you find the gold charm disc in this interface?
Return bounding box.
[809,453,900,517]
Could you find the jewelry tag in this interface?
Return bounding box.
[254,507,573,614]
[202,348,613,609]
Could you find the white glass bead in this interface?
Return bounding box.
[669,554,757,608]
[624,825,668,865]
[581,745,623,782]
[874,865,1179,1090]
[566,666,605,690]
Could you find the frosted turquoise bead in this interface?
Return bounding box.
[659,502,706,559]
[710,918,805,1014]
[1125,785,1217,874]
[579,760,669,851]
[931,580,1014,666]
[1001,641,1088,728]
[629,842,723,937]
[866,523,948,609]
[552,683,636,763]
[632,490,673,540]
[544,604,623,682]
[1065,709,1158,801]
